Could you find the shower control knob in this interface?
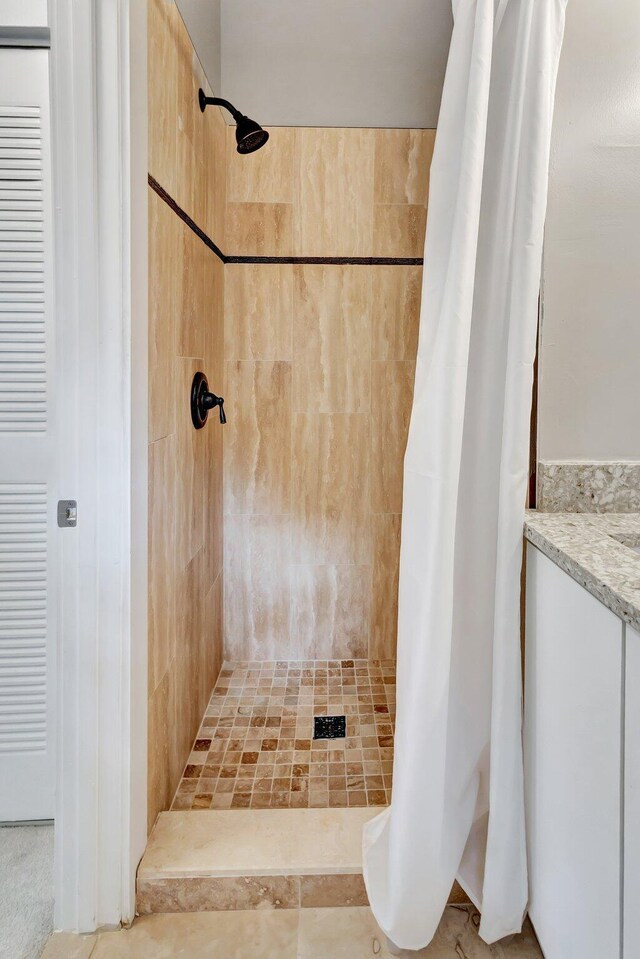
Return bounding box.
[190,371,226,429]
[202,389,226,424]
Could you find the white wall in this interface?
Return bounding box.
[221,0,452,129]
[0,2,47,27]
[176,0,221,95]
[539,0,640,461]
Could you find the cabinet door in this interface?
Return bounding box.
[525,545,623,959]
[624,625,640,958]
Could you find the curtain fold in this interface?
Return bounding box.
[362,0,568,949]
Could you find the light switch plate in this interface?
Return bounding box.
[57,499,77,528]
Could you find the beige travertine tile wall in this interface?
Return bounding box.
[224,127,432,258]
[147,0,436,810]
[223,128,435,661]
[147,0,226,831]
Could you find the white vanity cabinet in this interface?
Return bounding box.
[624,624,640,957]
[525,543,625,959]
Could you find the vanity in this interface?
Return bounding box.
[524,513,640,959]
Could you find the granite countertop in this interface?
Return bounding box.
[524,511,640,633]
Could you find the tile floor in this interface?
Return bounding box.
[41,905,544,958]
[171,659,396,810]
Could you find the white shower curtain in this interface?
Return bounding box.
[363,0,567,950]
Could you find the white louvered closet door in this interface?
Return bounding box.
[0,49,55,821]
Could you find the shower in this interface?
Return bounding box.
[198,88,269,154]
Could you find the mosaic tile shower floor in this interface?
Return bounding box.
[171,660,395,810]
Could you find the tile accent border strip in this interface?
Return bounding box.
[148,173,424,267]
[537,461,640,513]
[148,174,226,262]
[225,253,425,265]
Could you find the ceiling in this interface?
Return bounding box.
[176,0,453,129]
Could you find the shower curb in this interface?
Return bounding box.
[137,808,469,913]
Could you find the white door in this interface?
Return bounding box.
[0,49,55,821]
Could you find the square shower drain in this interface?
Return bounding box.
[313,715,346,740]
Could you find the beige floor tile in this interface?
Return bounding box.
[91,910,298,958]
[41,908,541,959]
[40,932,97,959]
[499,920,545,958]
[298,906,382,958]
[297,906,543,959]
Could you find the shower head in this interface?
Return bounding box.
[198,88,269,155]
[234,115,270,155]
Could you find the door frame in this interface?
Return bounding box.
[48,0,147,931]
